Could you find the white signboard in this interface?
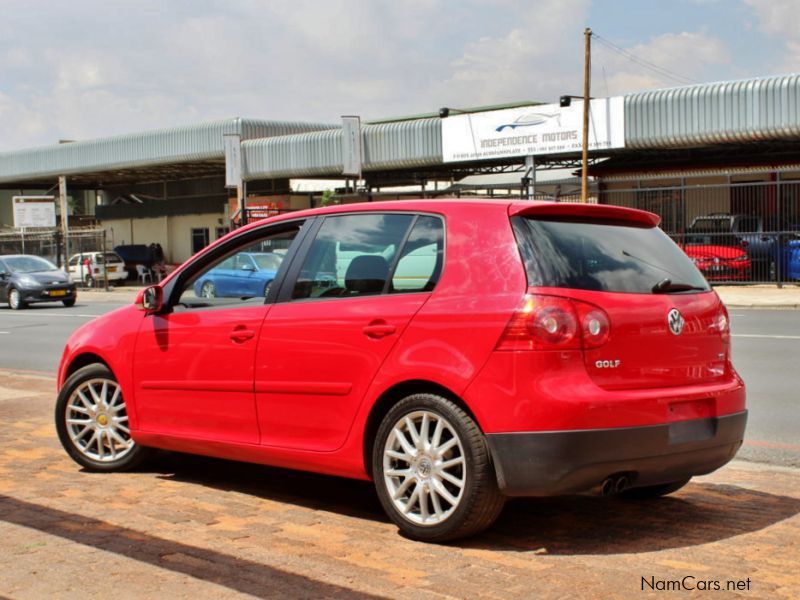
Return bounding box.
[442,97,625,162]
[341,115,363,177]
[223,133,242,189]
[12,196,56,228]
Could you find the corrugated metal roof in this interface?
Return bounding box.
[625,74,800,149]
[0,118,335,183]
[594,163,800,182]
[243,118,442,180]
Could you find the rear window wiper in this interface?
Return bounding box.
[652,278,706,294]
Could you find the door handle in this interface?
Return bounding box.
[363,320,396,339]
[230,325,255,343]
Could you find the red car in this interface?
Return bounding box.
[55,200,746,542]
[682,243,752,281]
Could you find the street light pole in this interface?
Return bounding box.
[581,27,592,203]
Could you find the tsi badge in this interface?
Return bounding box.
[668,308,685,335]
[595,359,621,369]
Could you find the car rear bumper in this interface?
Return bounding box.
[486,410,747,497]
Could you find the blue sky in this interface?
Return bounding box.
[0,0,797,150]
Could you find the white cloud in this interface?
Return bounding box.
[439,0,591,105]
[744,0,800,71]
[595,31,730,95]
[0,0,779,153]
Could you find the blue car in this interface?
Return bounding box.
[192,252,281,298]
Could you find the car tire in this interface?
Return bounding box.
[55,363,151,472]
[620,477,691,499]
[62,298,77,307]
[8,287,25,310]
[200,281,216,298]
[372,393,505,543]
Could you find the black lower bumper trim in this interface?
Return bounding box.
[486,411,747,497]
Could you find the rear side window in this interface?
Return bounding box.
[292,214,414,299]
[391,216,444,293]
[512,217,710,294]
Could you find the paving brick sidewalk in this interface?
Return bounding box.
[1,370,798,599]
[715,285,800,309]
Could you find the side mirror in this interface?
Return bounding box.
[241,263,256,272]
[0,270,7,279]
[135,285,163,313]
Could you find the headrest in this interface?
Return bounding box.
[345,255,389,294]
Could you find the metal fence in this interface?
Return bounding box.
[598,179,800,285]
[0,227,113,288]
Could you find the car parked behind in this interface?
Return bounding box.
[686,213,800,280]
[67,251,128,287]
[192,251,281,299]
[0,254,76,309]
[54,200,746,542]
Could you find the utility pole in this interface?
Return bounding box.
[581,27,592,203]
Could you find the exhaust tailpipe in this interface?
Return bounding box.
[600,474,631,496]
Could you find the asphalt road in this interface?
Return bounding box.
[0,299,797,467]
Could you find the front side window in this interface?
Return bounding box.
[292,214,414,300]
[177,225,300,309]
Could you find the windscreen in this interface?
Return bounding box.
[4,256,58,273]
[512,217,710,294]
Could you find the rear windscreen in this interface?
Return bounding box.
[511,217,710,294]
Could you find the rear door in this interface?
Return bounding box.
[512,215,729,390]
[255,213,444,451]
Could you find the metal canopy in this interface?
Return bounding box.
[0,118,335,188]
[2,74,800,191]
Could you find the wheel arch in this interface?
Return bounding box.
[64,352,112,382]
[362,379,481,476]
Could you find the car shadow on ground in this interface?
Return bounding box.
[150,452,800,553]
[0,493,382,599]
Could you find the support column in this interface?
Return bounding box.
[59,176,69,267]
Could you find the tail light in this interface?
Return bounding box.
[496,294,611,351]
[577,305,611,348]
[714,303,730,344]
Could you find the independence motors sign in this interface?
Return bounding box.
[442,97,624,162]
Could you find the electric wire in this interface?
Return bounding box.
[592,33,698,86]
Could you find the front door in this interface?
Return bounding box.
[256,213,445,451]
[133,223,303,443]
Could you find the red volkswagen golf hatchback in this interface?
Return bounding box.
[55,200,747,542]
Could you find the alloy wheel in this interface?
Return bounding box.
[9,288,22,309]
[382,410,466,526]
[201,281,216,298]
[64,378,134,462]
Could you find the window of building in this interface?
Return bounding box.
[191,228,210,255]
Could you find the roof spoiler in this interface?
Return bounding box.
[508,202,660,227]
